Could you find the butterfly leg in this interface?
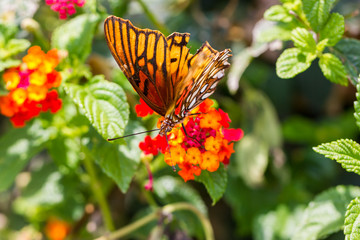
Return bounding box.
[181,123,204,149]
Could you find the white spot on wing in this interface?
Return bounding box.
[201,92,213,100]
[214,70,224,79]
[200,84,208,93]
[188,98,197,110]
[210,81,218,89]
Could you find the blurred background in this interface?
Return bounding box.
[1,0,360,239]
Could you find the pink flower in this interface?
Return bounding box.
[45,0,86,19]
[222,128,244,141]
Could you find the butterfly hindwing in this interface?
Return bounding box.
[104,16,172,116]
[174,42,231,117]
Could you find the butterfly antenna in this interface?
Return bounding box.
[165,133,176,172]
[107,129,160,141]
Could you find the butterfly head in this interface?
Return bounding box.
[159,114,183,136]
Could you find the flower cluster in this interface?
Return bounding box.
[46,0,85,19]
[45,218,71,240]
[138,99,244,182]
[0,46,62,127]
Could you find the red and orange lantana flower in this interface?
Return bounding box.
[0,46,62,127]
[138,99,244,182]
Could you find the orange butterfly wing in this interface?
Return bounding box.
[104,16,172,116]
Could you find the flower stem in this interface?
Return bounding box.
[135,0,169,35]
[94,202,214,240]
[82,150,115,231]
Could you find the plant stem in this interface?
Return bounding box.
[94,202,214,240]
[82,150,115,231]
[135,0,169,35]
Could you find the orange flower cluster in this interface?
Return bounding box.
[0,46,62,127]
[138,99,244,182]
[45,218,71,240]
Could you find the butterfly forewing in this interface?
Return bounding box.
[104,16,172,116]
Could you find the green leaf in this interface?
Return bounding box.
[153,176,207,239]
[0,121,52,192]
[52,14,100,64]
[0,39,30,59]
[254,205,305,240]
[291,28,316,52]
[257,22,293,42]
[319,53,348,86]
[264,5,293,22]
[234,135,268,187]
[276,48,314,78]
[92,121,144,192]
[344,197,360,240]
[319,13,344,47]
[64,75,129,141]
[354,83,360,130]
[332,38,360,85]
[292,185,360,240]
[195,164,227,205]
[0,59,21,72]
[313,139,360,175]
[302,0,337,32]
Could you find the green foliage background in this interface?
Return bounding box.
[0,0,360,239]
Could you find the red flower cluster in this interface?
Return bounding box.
[0,46,62,127]
[137,99,243,182]
[46,0,85,19]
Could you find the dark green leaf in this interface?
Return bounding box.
[302,0,337,32]
[332,38,360,85]
[52,14,100,64]
[319,53,347,86]
[319,13,344,47]
[292,185,360,240]
[93,121,144,192]
[153,176,207,239]
[64,75,129,141]
[195,164,227,205]
[344,197,360,240]
[276,48,314,78]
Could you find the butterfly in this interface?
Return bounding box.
[104,15,231,137]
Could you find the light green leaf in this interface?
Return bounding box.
[254,205,305,240]
[344,197,360,240]
[235,135,268,187]
[195,164,227,205]
[52,14,100,64]
[0,59,21,71]
[276,48,314,78]
[0,121,52,192]
[64,75,129,141]
[257,23,292,42]
[92,121,144,192]
[354,83,360,130]
[0,39,30,59]
[292,185,360,240]
[313,139,360,175]
[319,13,344,47]
[319,53,348,86]
[291,27,316,52]
[302,0,337,32]
[332,38,360,85]
[264,5,293,22]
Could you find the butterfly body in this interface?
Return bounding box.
[104,16,231,136]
